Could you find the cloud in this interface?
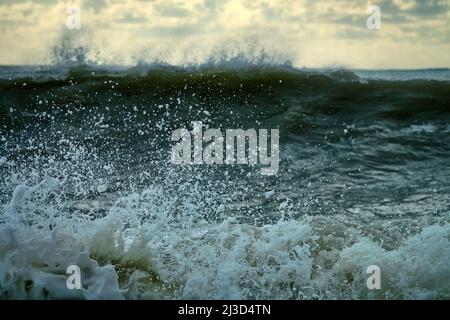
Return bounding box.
[0,0,449,68]
[407,0,448,16]
[154,1,191,17]
[115,12,147,24]
[81,0,107,13]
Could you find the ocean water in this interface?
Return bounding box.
[1,64,450,299]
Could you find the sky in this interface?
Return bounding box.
[0,0,449,68]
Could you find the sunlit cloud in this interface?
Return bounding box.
[0,0,449,68]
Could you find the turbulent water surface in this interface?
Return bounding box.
[1,65,450,299]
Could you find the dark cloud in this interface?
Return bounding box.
[116,12,148,24]
[378,0,448,22]
[82,0,107,14]
[203,0,229,11]
[408,0,448,16]
[154,2,190,17]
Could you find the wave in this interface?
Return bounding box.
[1,61,450,300]
[2,63,450,81]
[1,180,450,299]
[1,64,450,136]
[1,122,450,299]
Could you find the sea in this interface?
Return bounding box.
[1,63,450,299]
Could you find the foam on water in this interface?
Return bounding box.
[1,174,450,299]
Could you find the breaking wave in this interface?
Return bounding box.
[1,63,450,299]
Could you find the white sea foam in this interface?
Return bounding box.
[1,179,449,300]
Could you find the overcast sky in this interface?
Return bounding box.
[1,0,449,68]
